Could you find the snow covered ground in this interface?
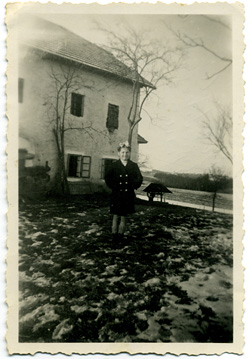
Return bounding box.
[137,194,233,214]
[18,198,233,343]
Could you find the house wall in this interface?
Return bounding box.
[18,47,140,192]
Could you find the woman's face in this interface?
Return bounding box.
[118,147,130,161]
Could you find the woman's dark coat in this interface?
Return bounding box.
[105,159,143,216]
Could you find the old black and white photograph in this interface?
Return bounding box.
[4,1,245,356]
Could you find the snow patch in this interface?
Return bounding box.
[76,212,86,217]
[52,319,73,340]
[137,316,161,341]
[107,292,119,301]
[135,311,147,321]
[144,277,161,287]
[85,224,100,235]
[30,232,46,239]
[109,276,124,284]
[51,229,58,233]
[70,305,88,314]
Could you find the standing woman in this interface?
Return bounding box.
[105,141,143,241]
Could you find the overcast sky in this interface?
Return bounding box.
[25,11,233,175]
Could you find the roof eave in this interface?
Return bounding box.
[24,43,155,89]
[138,134,148,144]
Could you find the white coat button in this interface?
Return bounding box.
[120,175,122,177]
[125,189,128,191]
[120,182,122,185]
[126,174,128,177]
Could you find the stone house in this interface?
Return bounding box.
[18,17,149,194]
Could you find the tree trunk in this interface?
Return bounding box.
[60,152,70,195]
[127,84,140,148]
[60,133,70,195]
[52,129,70,196]
[212,191,217,212]
[128,116,141,148]
[128,126,133,148]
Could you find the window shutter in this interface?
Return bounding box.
[76,156,82,177]
[71,93,84,117]
[81,96,84,117]
[81,156,91,178]
[106,104,119,130]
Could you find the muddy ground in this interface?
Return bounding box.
[19,196,233,343]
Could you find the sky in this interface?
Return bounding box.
[30,11,233,176]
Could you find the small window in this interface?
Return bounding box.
[106,104,119,130]
[101,158,115,179]
[68,155,91,178]
[18,78,24,103]
[70,93,84,117]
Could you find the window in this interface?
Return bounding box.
[18,78,24,103]
[70,93,84,117]
[101,158,116,179]
[68,155,91,178]
[106,103,119,130]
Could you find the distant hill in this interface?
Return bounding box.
[141,170,159,183]
[142,170,206,181]
[141,170,233,194]
[152,170,204,178]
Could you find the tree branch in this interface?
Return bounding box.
[168,25,232,79]
[196,103,233,164]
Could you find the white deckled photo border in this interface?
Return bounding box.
[3,0,247,357]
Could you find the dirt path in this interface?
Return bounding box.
[19,200,233,342]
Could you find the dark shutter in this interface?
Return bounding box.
[71,93,84,117]
[106,104,119,130]
[81,156,91,178]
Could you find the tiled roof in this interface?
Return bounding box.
[143,183,172,193]
[24,18,154,88]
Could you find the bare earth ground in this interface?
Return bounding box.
[19,196,233,343]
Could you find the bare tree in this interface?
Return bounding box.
[137,152,149,169]
[200,15,231,30]
[45,64,103,195]
[167,17,233,164]
[197,102,233,164]
[168,16,232,80]
[208,165,228,212]
[100,24,183,147]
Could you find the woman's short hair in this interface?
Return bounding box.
[117,141,131,152]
